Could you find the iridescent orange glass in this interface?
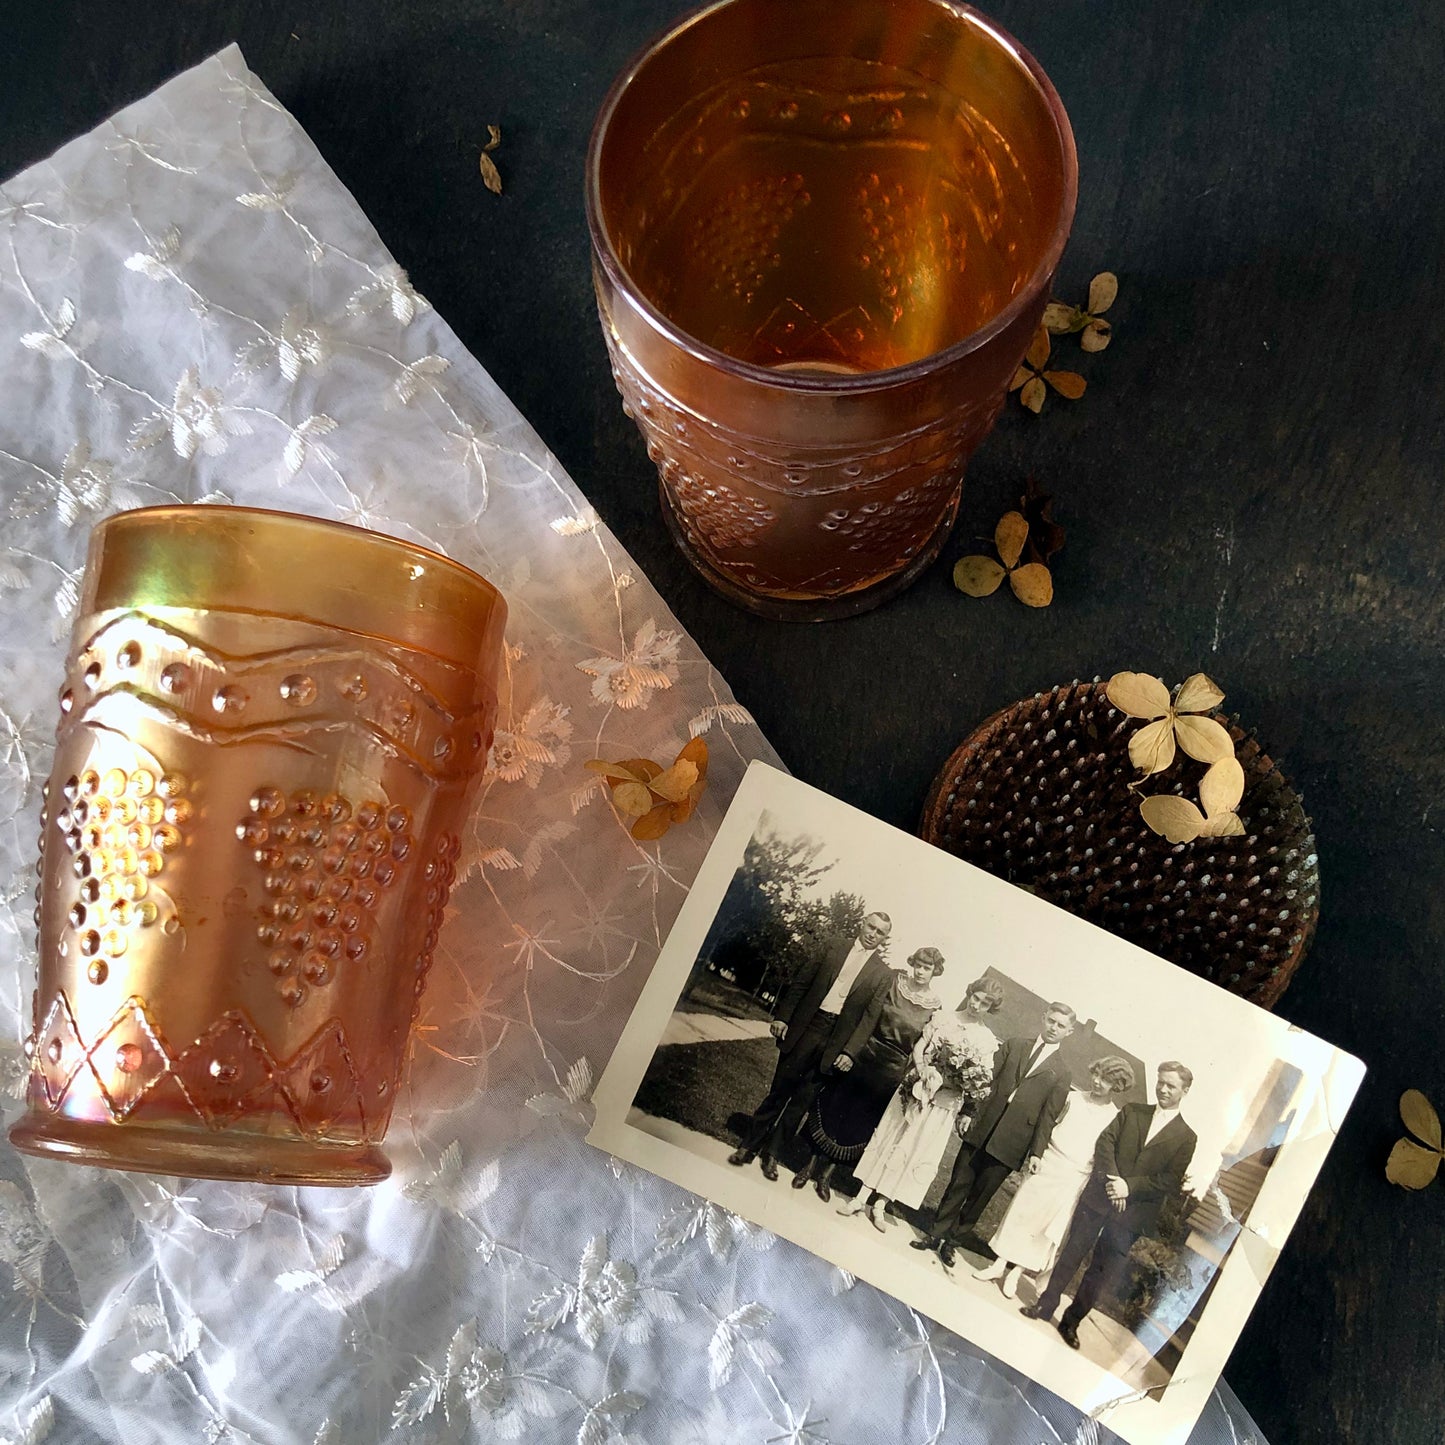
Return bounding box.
[9,507,506,1185]
[588,0,1077,618]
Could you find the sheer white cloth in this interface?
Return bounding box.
[0,46,1270,1445]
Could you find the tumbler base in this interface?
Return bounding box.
[659,479,961,622]
[9,1116,390,1187]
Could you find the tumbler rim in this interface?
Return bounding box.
[81,506,507,676]
[585,0,1079,394]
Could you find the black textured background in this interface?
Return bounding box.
[3,2,1443,1440]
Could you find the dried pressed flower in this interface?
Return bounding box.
[1139,756,1246,843]
[1010,327,1086,413]
[953,510,1054,607]
[1043,271,1118,352]
[479,125,502,195]
[1386,1089,1443,1190]
[584,736,708,841]
[1106,671,1234,776]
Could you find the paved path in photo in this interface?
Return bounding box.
[659,1011,774,1049]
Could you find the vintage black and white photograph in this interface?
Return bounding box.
[590,764,1365,1445]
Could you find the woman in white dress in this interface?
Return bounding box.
[973,1054,1136,1298]
[839,976,1004,1231]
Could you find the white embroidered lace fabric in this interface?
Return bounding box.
[0,47,1271,1445]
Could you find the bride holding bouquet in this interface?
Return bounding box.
[840,977,1003,1230]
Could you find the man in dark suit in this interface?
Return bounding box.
[1021,1061,1198,1350]
[911,1002,1077,1268]
[728,911,892,1181]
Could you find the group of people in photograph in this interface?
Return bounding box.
[726,908,1199,1351]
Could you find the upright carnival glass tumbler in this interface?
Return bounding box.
[10,507,507,1185]
[588,0,1077,619]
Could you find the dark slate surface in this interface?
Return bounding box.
[3,3,1443,1441]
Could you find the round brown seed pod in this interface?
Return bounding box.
[919,680,1318,1009]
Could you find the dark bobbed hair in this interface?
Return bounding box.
[907,946,946,977]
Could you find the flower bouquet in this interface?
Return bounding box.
[902,1027,995,1115]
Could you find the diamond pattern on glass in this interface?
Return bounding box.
[34,992,88,1108]
[173,1011,282,1127]
[278,1020,366,1139]
[84,997,170,1119]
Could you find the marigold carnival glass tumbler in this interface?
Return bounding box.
[588,0,1077,618]
[10,507,507,1185]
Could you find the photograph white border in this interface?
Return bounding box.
[589,763,1365,1445]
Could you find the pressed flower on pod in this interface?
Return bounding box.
[1044,271,1119,352]
[1009,327,1085,414]
[1139,756,1246,843]
[585,736,708,841]
[1106,671,1234,776]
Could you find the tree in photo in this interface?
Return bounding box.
[684,818,840,1003]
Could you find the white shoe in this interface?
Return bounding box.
[837,1195,868,1217]
[972,1258,1006,1282]
[867,1200,888,1233]
[1001,1265,1022,1299]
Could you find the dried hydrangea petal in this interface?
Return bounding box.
[1106,672,1172,720]
[1088,271,1119,314]
[1025,326,1051,370]
[631,803,674,841]
[1200,810,1246,838]
[1020,376,1047,413]
[1008,562,1054,608]
[1174,673,1226,713]
[649,759,699,803]
[617,757,663,782]
[584,759,644,783]
[953,556,1006,597]
[612,781,655,817]
[1173,713,1234,764]
[1044,369,1086,400]
[994,511,1029,570]
[1128,717,1177,775]
[1199,756,1245,816]
[1080,319,1112,352]
[1042,301,1080,333]
[676,735,709,779]
[1139,794,1205,843]
[1401,1089,1442,1150]
[1385,1137,1442,1190]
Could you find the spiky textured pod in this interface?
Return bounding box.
[920,680,1318,1009]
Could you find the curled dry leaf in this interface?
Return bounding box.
[953,555,1006,597]
[585,737,709,842]
[479,125,503,194]
[1008,562,1054,608]
[1106,670,1234,776]
[1019,477,1065,566]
